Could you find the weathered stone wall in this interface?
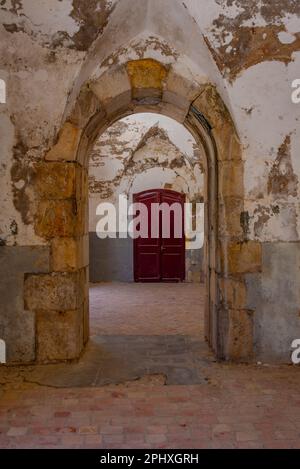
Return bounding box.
[0,0,299,364]
[88,113,205,283]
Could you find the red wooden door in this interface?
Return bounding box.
[134,189,185,282]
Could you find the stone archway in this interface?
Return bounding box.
[24,59,261,364]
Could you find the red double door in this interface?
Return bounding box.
[133,189,185,282]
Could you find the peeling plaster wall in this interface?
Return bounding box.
[0,0,299,363]
[183,0,300,244]
[0,0,120,247]
[183,0,300,362]
[0,1,115,246]
[1,0,298,247]
[0,0,117,363]
[89,114,205,282]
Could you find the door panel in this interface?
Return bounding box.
[160,190,185,282]
[133,191,160,282]
[134,189,185,282]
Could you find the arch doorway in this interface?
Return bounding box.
[26,59,252,370]
[87,113,208,384]
[87,112,208,386]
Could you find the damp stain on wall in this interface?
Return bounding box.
[268,135,298,199]
[1,0,116,51]
[203,0,300,82]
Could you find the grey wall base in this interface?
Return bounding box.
[89,232,204,283]
[0,245,50,364]
[89,233,134,283]
[246,242,300,364]
[1,241,299,365]
[186,248,204,283]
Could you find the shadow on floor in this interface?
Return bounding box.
[1,335,216,388]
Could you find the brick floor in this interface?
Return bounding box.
[0,283,300,449]
[89,283,204,336]
[1,369,300,449]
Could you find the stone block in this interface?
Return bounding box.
[34,162,76,199]
[132,102,162,116]
[76,132,91,167]
[51,237,77,271]
[104,90,133,118]
[35,199,77,238]
[90,66,131,107]
[159,101,188,123]
[126,59,168,91]
[164,68,201,104]
[74,199,88,237]
[51,235,88,272]
[227,309,254,361]
[24,273,79,311]
[219,161,244,198]
[192,85,242,164]
[36,308,83,362]
[78,266,89,308]
[229,133,242,161]
[213,127,243,165]
[133,87,162,101]
[221,241,262,274]
[163,90,190,115]
[219,197,244,238]
[68,87,101,129]
[45,122,81,162]
[84,109,107,142]
[192,85,233,131]
[219,277,247,309]
[75,166,88,201]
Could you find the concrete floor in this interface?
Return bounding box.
[1,283,300,449]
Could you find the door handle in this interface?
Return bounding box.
[161,246,167,252]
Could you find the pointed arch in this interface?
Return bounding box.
[24,55,262,364]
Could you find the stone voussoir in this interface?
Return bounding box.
[45,122,82,162]
[126,59,168,100]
